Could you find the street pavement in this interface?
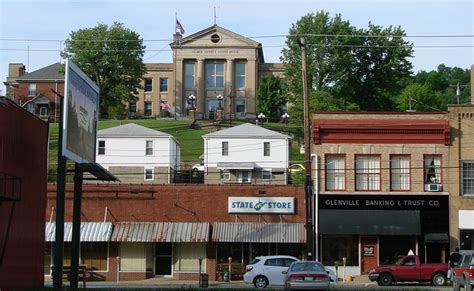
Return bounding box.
[44,275,454,290]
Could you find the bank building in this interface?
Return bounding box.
[131,24,284,120]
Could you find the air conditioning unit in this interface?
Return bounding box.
[425,184,443,192]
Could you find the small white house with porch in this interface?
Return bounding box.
[96,123,180,183]
[201,123,291,184]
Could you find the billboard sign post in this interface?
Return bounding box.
[62,59,99,164]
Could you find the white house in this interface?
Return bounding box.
[96,123,180,183]
[202,123,291,184]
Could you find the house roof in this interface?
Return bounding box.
[97,123,172,138]
[17,63,64,81]
[203,123,290,139]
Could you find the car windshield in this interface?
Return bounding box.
[290,262,325,272]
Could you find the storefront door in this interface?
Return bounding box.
[155,243,172,276]
[361,237,377,274]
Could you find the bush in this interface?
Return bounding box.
[159,109,170,117]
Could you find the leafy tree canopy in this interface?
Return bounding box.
[281,11,414,119]
[256,76,287,118]
[62,22,146,118]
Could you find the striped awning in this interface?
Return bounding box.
[212,223,306,243]
[111,222,209,242]
[45,222,113,242]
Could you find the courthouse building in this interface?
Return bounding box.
[131,25,284,120]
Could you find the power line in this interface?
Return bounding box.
[1,33,473,43]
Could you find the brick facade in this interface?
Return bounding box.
[46,183,305,281]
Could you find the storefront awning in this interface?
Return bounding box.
[216,162,255,170]
[212,223,306,243]
[424,233,449,243]
[111,222,209,242]
[319,210,421,235]
[45,222,113,242]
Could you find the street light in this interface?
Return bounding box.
[257,113,266,126]
[282,112,290,125]
[217,94,223,109]
[188,94,196,108]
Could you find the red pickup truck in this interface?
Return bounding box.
[453,250,474,291]
[368,255,448,286]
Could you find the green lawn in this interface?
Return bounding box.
[47,118,304,182]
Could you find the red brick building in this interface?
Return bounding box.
[5,63,64,122]
[45,183,306,281]
[0,98,49,288]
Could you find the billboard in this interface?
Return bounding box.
[62,59,99,164]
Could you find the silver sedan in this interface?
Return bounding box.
[283,261,331,290]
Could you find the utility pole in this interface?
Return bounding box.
[298,36,313,261]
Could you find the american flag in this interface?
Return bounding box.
[176,19,185,34]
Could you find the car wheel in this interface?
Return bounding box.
[432,273,446,286]
[253,275,269,289]
[377,273,393,286]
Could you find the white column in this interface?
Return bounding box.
[196,59,205,119]
[226,58,235,117]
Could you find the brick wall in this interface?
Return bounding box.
[46,184,305,281]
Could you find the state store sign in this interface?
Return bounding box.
[228,197,295,214]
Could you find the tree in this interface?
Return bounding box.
[398,83,440,111]
[281,11,414,115]
[62,22,146,118]
[256,76,287,118]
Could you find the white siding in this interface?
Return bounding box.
[204,137,289,169]
[96,137,176,167]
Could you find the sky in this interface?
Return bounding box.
[1,0,473,95]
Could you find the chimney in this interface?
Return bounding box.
[471,64,474,104]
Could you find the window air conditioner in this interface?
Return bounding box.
[425,184,442,192]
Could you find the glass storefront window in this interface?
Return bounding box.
[379,236,416,265]
[321,235,359,266]
[173,243,206,272]
[460,230,474,250]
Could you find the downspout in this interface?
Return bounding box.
[311,154,319,261]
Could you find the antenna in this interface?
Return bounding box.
[214,6,217,25]
[27,45,29,73]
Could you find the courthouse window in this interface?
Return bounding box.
[144,78,153,92]
[129,102,136,113]
[160,78,168,92]
[462,161,474,195]
[184,63,195,89]
[235,100,246,113]
[144,101,152,116]
[326,155,345,191]
[235,63,246,89]
[206,62,224,88]
[390,155,410,191]
[355,155,381,191]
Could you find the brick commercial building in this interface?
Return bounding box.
[0,98,49,288]
[45,184,306,281]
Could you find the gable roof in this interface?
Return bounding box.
[203,123,290,139]
[17,63,64,81]
[98,123,173,138]
[171,25,264,62]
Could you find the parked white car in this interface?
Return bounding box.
[192,161,204,172]
[244,255,299,288]
[243,255,337,288]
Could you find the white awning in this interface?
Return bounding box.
[212,222,306,243]
[216,162,255,170]
[45,222,113,242]
[111,222,209,242]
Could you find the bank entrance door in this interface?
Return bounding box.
[155,243,172,276]
[361,237,378,274]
